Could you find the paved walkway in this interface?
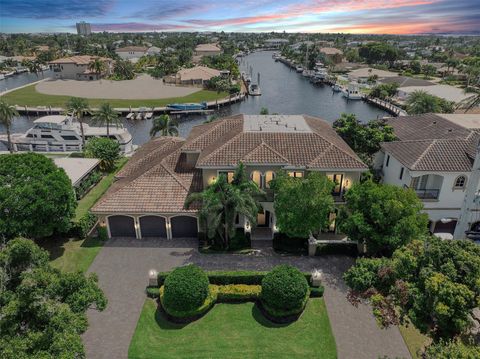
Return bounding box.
[83,238,411,359]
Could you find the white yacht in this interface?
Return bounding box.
[248,83,261,96]
[342,83,363,100]
[1,115,134,153]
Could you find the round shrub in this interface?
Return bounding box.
[261,265,309,313]
[163,265,209,312]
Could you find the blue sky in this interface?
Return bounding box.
[1,0,479,34]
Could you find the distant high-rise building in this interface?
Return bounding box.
[76,22,91,36]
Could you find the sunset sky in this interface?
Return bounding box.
[1,0,479,34]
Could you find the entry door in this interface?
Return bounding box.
[257,210,270,227]
[328,174,343,195]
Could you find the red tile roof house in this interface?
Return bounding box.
[91,114,367,241]
[49,55,113,80]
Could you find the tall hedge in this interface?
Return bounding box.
[163,265,209,312]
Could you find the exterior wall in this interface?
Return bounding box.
[51,62,112,80]
[116,51,146,61]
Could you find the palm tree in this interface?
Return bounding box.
[88,58,106,79]
[185,163,262,249]
[405,90,442,114]
[92,103,120,136]
[65,97,90,146]
[0,100,19,153]
[26,60,42,78]
[149,114,178,137]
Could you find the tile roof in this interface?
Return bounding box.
[177,66,221,81]
[92,114,367,214]
[49,55,111,65]
[383,113,480,172]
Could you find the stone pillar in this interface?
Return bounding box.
[166,218,172,240]
[134,217,142,239]
[308,234,317,256]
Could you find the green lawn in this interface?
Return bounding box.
[129,299,337,359]
[2,83,228,108]
[399,321,431,359]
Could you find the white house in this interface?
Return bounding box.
[115,46,147,63]
[375,113,480,239]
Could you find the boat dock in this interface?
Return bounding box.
[363,96,407,117]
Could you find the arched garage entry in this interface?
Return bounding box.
[139,216,167,238]
[171,216,198,238]
[108,215,136,238]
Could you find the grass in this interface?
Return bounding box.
[2,83,228,108]
[128,299,337,359]
[399,321,431,359]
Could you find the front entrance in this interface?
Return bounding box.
[257,209,270,227]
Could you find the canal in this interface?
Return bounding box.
[1,51,387,150]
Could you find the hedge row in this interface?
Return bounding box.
[157,270,312,286]
[70,212,97,238]
[215,284,261,303]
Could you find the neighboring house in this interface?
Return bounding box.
[397,84,474,104]
[168,66,221,86]
[49,55,113,80]
[374,113,480,238]
[319,47,344,64]
[347,68,398,83]
[194,43,222,57]
[115,46,148,63]
[54,157,100,198]
[264,38,289,48]
[91,114,367,240]
[146,46,161,55]
[379,76,435,87]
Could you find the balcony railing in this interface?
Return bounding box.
[414,188,440,200]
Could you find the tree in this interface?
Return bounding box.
[24,60,43,77]
[88,57,106,78]
[409,60,422,74]
[65,97,90,146]
[344,237,480,339]
[358,42,399,66]
[0,238,106,358]
[406,90,454,114]
[149,114,178,137]
[185,163,262,249]
[0,100,19,153]
[339,180,428,255]
[84,137,120,172]
[113,59,135,80]
[92,103,120,136]
[0,153,76,239]
[260,107,269,115]
[270,171,334,238]
[333,113,395,163]
[369,83,398,100]
[422,64,437,78]
[424,340,480,358]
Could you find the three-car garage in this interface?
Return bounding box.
[106,214,198,239]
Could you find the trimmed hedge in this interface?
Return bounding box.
[163,265,209,313]
[146,286,159,298]
[273,233,308,254]
[316,242,358,256]
[157,270,312,286]
[70,211,97,238]
[261,265,310,317]
[215,284,261,303]
[310,286,325,298]
[261,290,309,319]
[160,285,217,321]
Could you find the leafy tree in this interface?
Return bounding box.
[270,171,334,238]
[0,100,19,153]
[112,59,135,80]
[369,83,399,100]
[92,103,120,136]
[359,42,399,66]
[149,114,178,137]
[0,153,76,239]
[344,237,480,339]
[65,97,90,146]
[88,57,106,77]
[185,163,262,249]
[422,64,437,78]
[424,340,480,358]
[339,180,428,255]
[84,137,120,172]
[406,90,454,114]
[409,60,422,74]
[333,113,395,163]
[205,76,231,93]
[0,238,106,358]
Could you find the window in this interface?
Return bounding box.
[399,167,404,180]
[327,174,343,195]
[264,171,275,188]
[61,135,79,141]
[219,171,234,183]
[251,171,262,187]
[288,171,304,178]
[385,155,390,167]
[454,175,467,189]
[41,134,54,139]
[26,134,33,138]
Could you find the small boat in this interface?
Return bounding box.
[145,112,153,119]
[135,112,144,120]
[342,83,363,100]
[3,71,15,78]
[245,76,251,84]
[248,83,261,96]
[332,83,342,92]
[126,112,135,120]
[295,66,303,73]
[166,102,208,111]
[0,74,5,80]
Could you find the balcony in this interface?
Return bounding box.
[414,188,440,200]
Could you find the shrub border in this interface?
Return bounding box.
[259,290,310,324]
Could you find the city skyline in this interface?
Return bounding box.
[1,0,479,35]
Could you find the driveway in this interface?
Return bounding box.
[83,239,411,359]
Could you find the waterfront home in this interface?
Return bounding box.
[264,38,289,49]
[146,46,161,55]
[348,68,398,83]
[114,46,148,63]
[166,66,221,86]
[91,114,367,240]
[319,47,344,64]
[194,43,222,57]
[49,55,113,80]
[396,84,474,104]
[374,113,480,238]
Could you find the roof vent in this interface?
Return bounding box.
[447,128,453,132]
[433,121,437,124]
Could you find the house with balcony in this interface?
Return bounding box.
[91,114,367,241]
[374,113,480,238]
[49,55,113,80]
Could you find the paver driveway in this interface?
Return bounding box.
[82,238,411,359]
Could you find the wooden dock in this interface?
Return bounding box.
[363,96,407,117]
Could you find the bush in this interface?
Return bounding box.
[261,265,310,316]
[76,170,102,199]
[146,286,159,298]
[162,265,209,313]
[316,242,358,256]
[160,285,217,319]
[97,226,108,241]
[216,284,261,302]
[310,286,325,298]
[273,233,307,254]
[84,138,120,172]
[71,212,97,238]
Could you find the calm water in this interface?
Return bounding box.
[0,69,53,92]
[0,51,386,150]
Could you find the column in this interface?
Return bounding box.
[134,216,142,239]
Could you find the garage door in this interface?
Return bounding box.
[171,216,198,238]
[108,216,136,238]
[434,220,457,235]
[139,216,167,238]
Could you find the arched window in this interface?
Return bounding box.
[251,171,262,187]
[264,171,275,188]
[454,175,467,188]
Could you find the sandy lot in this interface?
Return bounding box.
[36,74,199,99]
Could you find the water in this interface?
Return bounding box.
[0,70,53,92]
[1,51,387,150]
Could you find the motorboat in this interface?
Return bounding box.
[145,112,153,119]
[295,66,303,73]
[166,102,208,111]
[342,83,363,100]
[332,83,342,92]
[248,83,261,96]
[0,115,134,153]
